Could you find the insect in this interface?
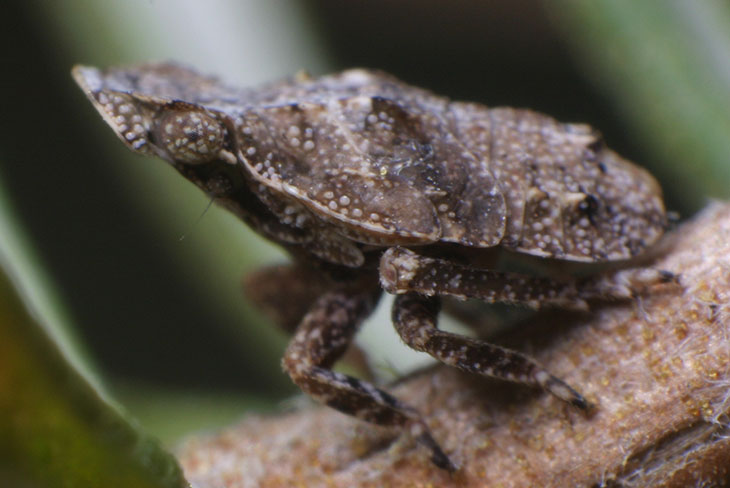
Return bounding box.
[73,63,669,471]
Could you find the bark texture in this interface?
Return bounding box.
[176,202,730,487]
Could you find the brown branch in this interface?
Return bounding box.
[176,203,730,487]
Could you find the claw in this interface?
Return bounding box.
[659,269,679,284]
[535,371,594,411]
[411,421,458,472]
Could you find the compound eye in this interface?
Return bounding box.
[156,110,224,164]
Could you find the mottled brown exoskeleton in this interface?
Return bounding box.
[73,63,670,471]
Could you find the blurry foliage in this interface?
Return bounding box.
[548,0,730,213]
[0,207,187,487]
[1,0,729,484]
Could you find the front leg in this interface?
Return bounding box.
[282,287,455,471]
[392,293,589,409]
[245,263,375,376]
[244,263,333,334]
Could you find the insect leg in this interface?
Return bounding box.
[380,247,673,310]
[392,292,590,409]
[245,263,374,376]
[282,288,455,471]
[244,263,334,334]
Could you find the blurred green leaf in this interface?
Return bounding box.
[0,169,188,487]
[113,383,274,447]
[0,266,189,487]
[547,0,730,213]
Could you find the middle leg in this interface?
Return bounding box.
[392,293,590,408]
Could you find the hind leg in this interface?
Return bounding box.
[380,247,673,310]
